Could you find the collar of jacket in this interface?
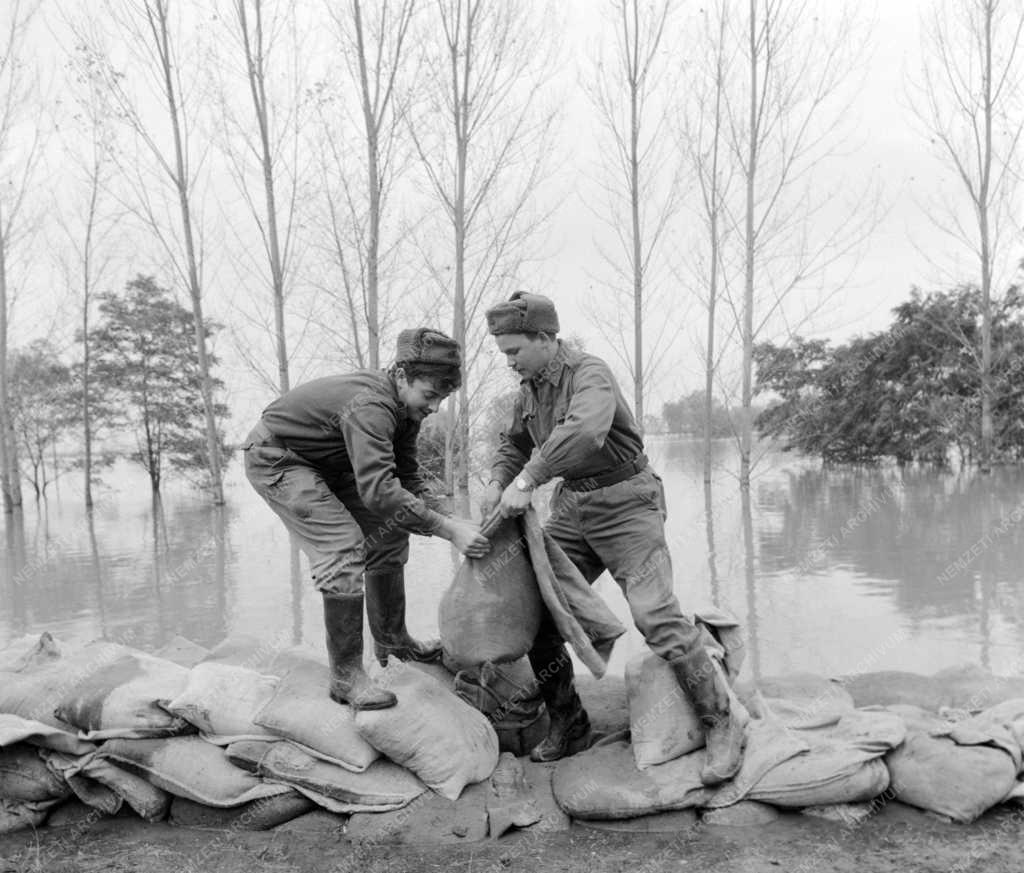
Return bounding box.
[385,370,410,422]
[532,340,573,387]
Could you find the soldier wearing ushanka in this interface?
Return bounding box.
[481,292,747,785]
[244,328,489,711]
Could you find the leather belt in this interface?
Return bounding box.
[561,454,649,492]
[246,420,288,450]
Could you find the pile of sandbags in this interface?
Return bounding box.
[0,632,501,835]
[555,659,1024,827]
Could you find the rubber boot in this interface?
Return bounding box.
[364,569,442,667]
[322,592,397,711]
[528,644,592,763]
[671,648,747,785]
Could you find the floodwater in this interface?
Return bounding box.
[2,439,1024,681]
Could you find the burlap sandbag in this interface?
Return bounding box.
[440,509,626,677]
[95,736,293,807]
[0,639,191,739]
[253,657,379,771]
[354,659,499,801]
[627,653,729,769]
[227,739,427,813]
[885,703,1021,823]
[439,514,543,671]
[0,744,71,802]
[162,662,280,745]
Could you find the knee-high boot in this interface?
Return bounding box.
[364,569,442,667]
[528,643,591,763]
[670,648,747,785]
[322,592,397,710]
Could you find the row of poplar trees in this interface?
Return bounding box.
[1,0,1021,512]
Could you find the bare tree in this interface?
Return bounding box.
[57,42,122,508]
[410,0,559,494]
[679,0,741,483]
[308,0,419,372]
[721,0,875,488]
[911,0,1024,472]
[0,0,43,513]
[586,0,681,433]
[215,0,315,395]
[79,0,226,503]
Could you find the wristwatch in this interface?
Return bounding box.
[515,476,534,492]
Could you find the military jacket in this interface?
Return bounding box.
[491,342,644,487]
[261,372,443,534]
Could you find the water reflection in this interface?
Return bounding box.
[740,485,762,681]
[3,449,1024,677]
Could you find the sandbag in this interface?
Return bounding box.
[94,736,293,808]
[0,744,70,802]
[439,514,543,671]
[553,739,709,820]
[887,732,1015,823]
[200,634,289,671]
[163,662,280,744]
[742,710,904,808]
[38,750,122,816]
[227,740,426,812]
[0,632,65,672]
[885,704,1021,823]
[0,641,190,739]
[932,664,1024,712]
[737,673,855,730]
[52,642,191,738]
[153,635,210,669]
[355,659,499,801]
[554,716,806,820]
[627,653,738,769]
[169,791,315,830]
[0,797,59,834]
[454,660,547,756]
[64,753,172,821]
[453,659,544,729]
[253,657,379,772]
[0,713,97,757]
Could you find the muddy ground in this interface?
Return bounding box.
[1,798,1022,873]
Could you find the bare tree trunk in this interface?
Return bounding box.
[628,1,644,430]
[453,11,471,495]
[410,0,557,496]
[352,0,381,369]
[912,0,1024,471]
[978,2,994,472]
[236,0,291,392]
[150,0,224,504]
[586,1,676,429]
[740,0,757,490]
[81,172,99,508]
[0,205,21,512]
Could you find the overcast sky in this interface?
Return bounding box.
[10,0,1018,423]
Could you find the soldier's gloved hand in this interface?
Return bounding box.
[479,480,503,519]
[442,517,491,558]
[499,480,533,518]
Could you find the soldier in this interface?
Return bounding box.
[480,292,746,784]
[244,328,489,711]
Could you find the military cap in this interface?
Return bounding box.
[485,291,560,336]
[395,327,462,367]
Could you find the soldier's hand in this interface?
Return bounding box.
[479,480,503,519]
[499,481,534,518]
[445,518,491,558]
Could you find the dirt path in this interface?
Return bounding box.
[2,800,1022,873]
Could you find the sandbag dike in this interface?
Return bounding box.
[4,632,1024,842]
